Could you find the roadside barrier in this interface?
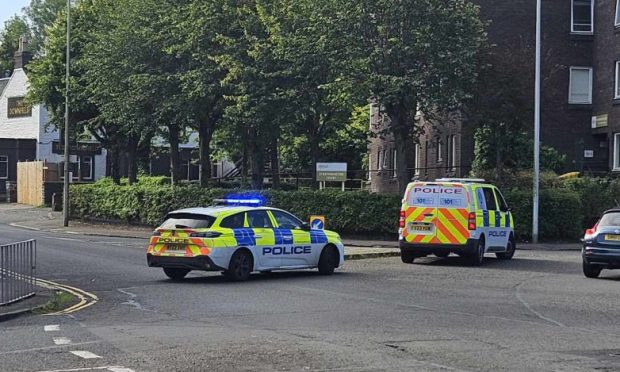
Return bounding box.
[0,240,36,306]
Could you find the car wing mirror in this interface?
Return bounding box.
[300,222,312,231]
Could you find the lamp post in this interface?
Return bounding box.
[532,0,541,243]
[63,0,70,227]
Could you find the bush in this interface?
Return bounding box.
[70,181,401,236]
[72,176,619,242]
[504,188,583,241]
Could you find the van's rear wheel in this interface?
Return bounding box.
[468,238,485,266]
[163,268,190,281]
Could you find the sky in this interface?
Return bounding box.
[0,0,30,27]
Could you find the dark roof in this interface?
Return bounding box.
[0,78,8,97]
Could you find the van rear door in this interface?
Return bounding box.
[403,183,470,245]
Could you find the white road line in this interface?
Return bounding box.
[43,236,85,242]
[69,350,102,359]
[44,325,60,332]
[515,279,566,328]
[35,367,134,372]
[53,337,72,345]
[52,337,71,346]
[0,341,99,355]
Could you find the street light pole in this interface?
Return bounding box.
[532,0,541,243]
[63,0,70,227]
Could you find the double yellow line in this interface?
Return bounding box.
[35,278,98,315]
[2,269,98,315]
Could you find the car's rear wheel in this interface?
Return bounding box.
[496,235,516,260]
[582,260,602,278]
[163,268,190,281]
[468,237,485,266]
[318,246,339,275]
[401,250,415,264]
[224,250,253,281]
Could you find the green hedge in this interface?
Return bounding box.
[71,177,618,241]
[70,181,401,236]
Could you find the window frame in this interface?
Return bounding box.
[0,155,8,179]
[571,0,594,35]
[482,187,499,211]
[614,133,620,171]
[615,61,620,99]
[81,156,93,181]
[436,139,443,162]
[568,66,593,104]
[616,0,620,27]
[414,143,421,176]
[219,212,247,229]
[271,210,304,230]
[246,210,274,228]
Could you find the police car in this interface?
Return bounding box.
[146,197,344,281]
[399,178,515,266]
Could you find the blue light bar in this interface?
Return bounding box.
[215,194,267,207]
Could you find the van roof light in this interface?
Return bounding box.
[435,178,486,183]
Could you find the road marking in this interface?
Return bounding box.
[69,350,102,359]
[43,236,85,242]
[9,223,41,231]
[515,278,566,327]
[0,341,99,355]
[53,337,72,345]
[44,325,60,332]
[35,367,135,372]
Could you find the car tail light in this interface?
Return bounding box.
[584,223,598,238]
[399,210,406,228]
[468,212,476,230]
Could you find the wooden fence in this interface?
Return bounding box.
[17,161,45,206]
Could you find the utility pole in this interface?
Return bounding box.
[532,0,541,243]
[63,0,70,227]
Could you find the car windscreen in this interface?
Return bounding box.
[598,212,620,227]
[159,213,216,229]
[407,184,468,209]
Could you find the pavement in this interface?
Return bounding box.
[0,215,618,371]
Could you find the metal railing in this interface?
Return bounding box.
[0,240,36,306]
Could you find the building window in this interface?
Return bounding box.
[614,134,620,171]
[569,67,593,104]
[377,148,382,171]
[0,156,7,179]
[616,61,620,99]
[436,139,443,162]
[616,0,620,26]
[392,149,397,178]
[447,135,457,170]
[80,156,93,180]
[572,0,593,34]
[382,149,389,169]
[414,143,421,176]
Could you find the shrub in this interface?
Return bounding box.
[70,181,401,236]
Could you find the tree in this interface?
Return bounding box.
[25,0,66,53]
[0,16,31,73]
[353,0,486,193]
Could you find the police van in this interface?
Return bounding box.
[146,197,345,281]
[399,178,515,265]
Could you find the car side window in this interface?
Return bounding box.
[482,187,499,211]
[476,188,487,210]
[220,213,246,229]
[495,189,509,212]
[271,210,303,229]
[247,210,273,228]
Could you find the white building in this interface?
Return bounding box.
[0,39,107,197]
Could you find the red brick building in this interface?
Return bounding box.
[369,0,618,193]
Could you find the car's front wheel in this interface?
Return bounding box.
[163,268,190,281]
[318,246,339,275]
[496,235,516,260]
[582,260,602,278]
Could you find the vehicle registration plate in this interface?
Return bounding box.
[410,224,432,232]
[166,244,187,251]
[605,234,620,241]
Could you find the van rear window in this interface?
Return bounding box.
[408,185,468,209]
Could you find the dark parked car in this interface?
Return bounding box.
[582,209,620,278]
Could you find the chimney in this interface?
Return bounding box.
[14,36,33,70]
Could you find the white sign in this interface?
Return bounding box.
[316,163,347,182]
[584,150,594,158]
